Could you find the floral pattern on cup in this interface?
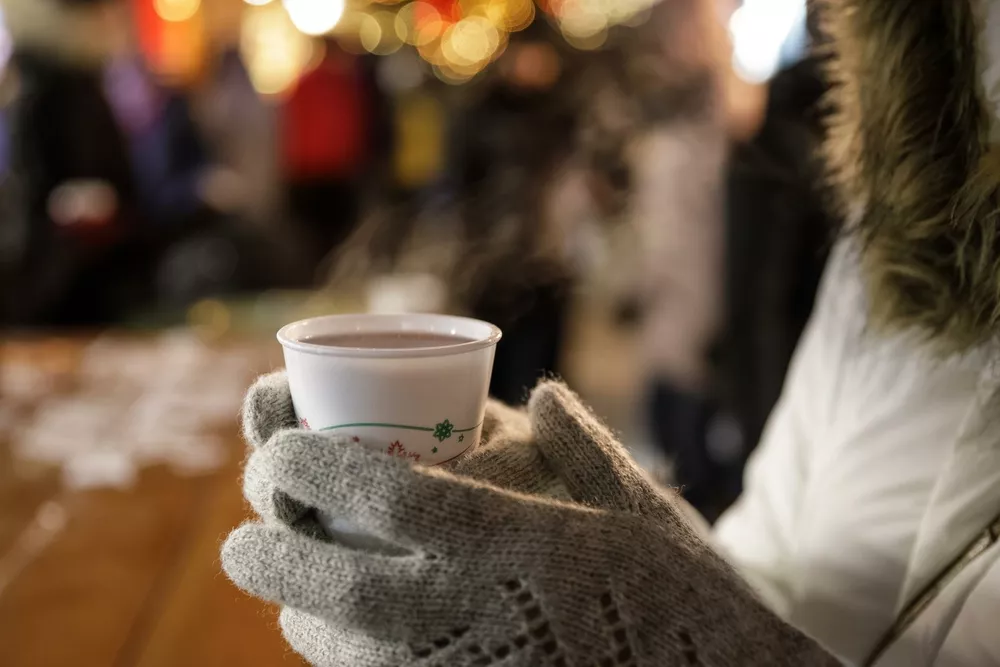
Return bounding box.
[387,441,421,462]
[433,419,454,442]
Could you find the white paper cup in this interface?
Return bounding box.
[277,313,502,466]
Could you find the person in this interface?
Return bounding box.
[281,41,372,269]
[617,0,741,521]
[2,0,139,325]
[222,1,1000,665]
[448,44,578,405]
[707,53,833,519]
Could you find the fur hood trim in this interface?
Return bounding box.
[820,0,1000,351]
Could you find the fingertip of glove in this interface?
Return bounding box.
[528,381,588,427]
[221,523,271,587]
[527,379,564,406]
[242,372,295,447]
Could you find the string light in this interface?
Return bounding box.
[283,0,346,36]
[230,0,654,88]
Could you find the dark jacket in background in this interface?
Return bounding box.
[3,50,138,326]
[450,83,577,404]
[719,55,833,458]
[662,56,834,523]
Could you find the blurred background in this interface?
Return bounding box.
[0,0,831,663]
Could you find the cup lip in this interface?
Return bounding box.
[277,313,503,359]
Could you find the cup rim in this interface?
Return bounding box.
[277,313,503,359]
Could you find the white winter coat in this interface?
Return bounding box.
[714,243,1000,666]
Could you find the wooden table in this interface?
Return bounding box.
[0,333,306,667]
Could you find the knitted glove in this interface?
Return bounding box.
[224,381,837,667]
[240,371,566,539]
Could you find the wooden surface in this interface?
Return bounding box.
[0,333,306,667]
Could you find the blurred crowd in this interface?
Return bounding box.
[0,0,828,520]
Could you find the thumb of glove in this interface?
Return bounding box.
[528,381,686,524]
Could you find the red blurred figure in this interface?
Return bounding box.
[281,43,371,267]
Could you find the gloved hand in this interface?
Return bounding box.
[224,381,837,667]
[239,371,566,539]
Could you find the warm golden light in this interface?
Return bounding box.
[433,63,475,85]
[154,0,201,23]
[394,93,445,187]
[418,39,449,67]
[188,299,232,341]
[470,0,534,32]
[558,0,608,38]
[359,13,383,52]
[506,0,536,32]
[395,2,445,46]
[241,3,315,95]
[442,16,499,69]
[283,0,345,36]
[562,26,607,49]
[360,12,401,54]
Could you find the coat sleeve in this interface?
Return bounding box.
[712,243,859,617]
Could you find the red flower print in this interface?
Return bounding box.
[352,436,360,443]
[386,441,421,462]
[299,418,310,429]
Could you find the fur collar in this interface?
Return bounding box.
[820,0,1000,351]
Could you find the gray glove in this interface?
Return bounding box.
[239,372,566,538]
[225,380,837,666]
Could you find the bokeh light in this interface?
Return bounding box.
[187,299,232,341]
[241,2,316,95]
[468,0,534,32]
[504,41,561,89]
[558,0,608,39]
[729,0,806,82]
[360,11,402,55]
[395,2,445,47]
[562,27,606,50]
[607,0,653,24]
[432,63,474,85]
[441,16,499,68]
[0,8,12,77]
[283,0,346,36]
[153,0,202,23]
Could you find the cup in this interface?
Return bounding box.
[277,313,502,466]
